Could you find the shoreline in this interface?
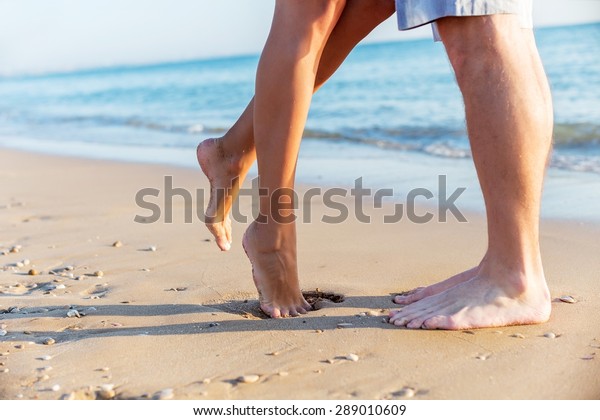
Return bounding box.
[2,136,600,224]
[1,148,599,400]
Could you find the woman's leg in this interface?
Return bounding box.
[197,0,395,251]
[241,0,348,318]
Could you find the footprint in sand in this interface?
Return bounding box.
[302,290,345,310]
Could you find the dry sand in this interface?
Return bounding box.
[0,148,598,400]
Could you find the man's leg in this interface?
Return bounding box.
[390,14,553,329]
[197,0,395,251]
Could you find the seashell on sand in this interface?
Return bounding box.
[67,309,81,318]
[155,388,174,400]
[394,387,416,398]
[238,374,260,384]
[345,353,359,362]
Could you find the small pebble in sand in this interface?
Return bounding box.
[55,284,66,290]
[16,261,24,268]
[42,337,56,346]
[0,329,7,337]
[510,333,525,339]
[337,323,353,328]
[93,271,104,278]
[97,367,110,372]
[394,387,416,398]
[148,246,157,252]
[10,245,22,253]
[345,353,360,362]
[357,312,367,317]
[476,353,491,360]
[15,344,25,349]
[559,295,577,304]
[543,332,557,339]
[366,311,380,317]
[66,309,81,318]
[28,269,39,276]
[202,378,211,384]
[238,375,260,384]
[0,368,9,373]
[155,388,174,400]
[63,387,96,400]
[97,384,116,399]
[315,329,324,334]
[22,259,31,266]
[51,384,61,392]
[39,355,52,361]
[278,371,289,377]
[112,241,123,248]
[208,323,219,328]
[38,366,53,372]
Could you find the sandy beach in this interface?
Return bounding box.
[0,148,599,400]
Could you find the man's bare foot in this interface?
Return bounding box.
[394,266,480,305]
[388,266,551,330]
[242,221,312,318]
[197,138,247,251]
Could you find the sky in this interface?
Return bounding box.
[0,0,599,76]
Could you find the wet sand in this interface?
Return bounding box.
[0,148,598,400]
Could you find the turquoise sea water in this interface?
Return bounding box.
[1,23,599,220]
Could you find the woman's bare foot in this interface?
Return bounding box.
[242,221,312,318]
[197,138,251,251]
[394,266,480,305]
[388,263,551,330]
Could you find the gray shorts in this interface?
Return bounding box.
[396,0,533,41]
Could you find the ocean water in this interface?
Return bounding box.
[1,23,599,220]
